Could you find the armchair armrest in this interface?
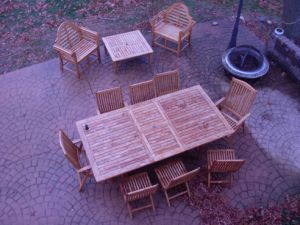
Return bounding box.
[77,165,91,173]
[236,113,250,128]
[79,26,100,45]
[53,44,75,57]
[215,97,226,107]
[149,10,166,29]
[180,20,196,36]
[72,139,82,145]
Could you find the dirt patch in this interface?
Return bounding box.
[0,0,282,75]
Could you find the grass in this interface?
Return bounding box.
[0,0,283,75]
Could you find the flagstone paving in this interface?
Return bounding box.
[0,19,300,225]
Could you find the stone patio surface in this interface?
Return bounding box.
[0,20,300,225]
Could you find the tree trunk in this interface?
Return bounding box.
[282,0,300,41]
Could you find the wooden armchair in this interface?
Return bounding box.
[58,130,92,192]
[155,159,200,207]
[53,21,101,79]
[150,3,196,56]
[207,149,245,188]
[96,87,125,114]
[153,69,180,96]
[120,172,158,218]
[129,80,156,104]
[216,78,257,134]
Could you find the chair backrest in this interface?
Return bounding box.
[164,3,193,28]
[58,130,81,170]
[129,80,156,104]
[125,184,159,201]
[55,21,82,49]
[154,69,180,96]
[210,160,245,173]
[96,87,125,114]
[168,167,200,189]
[223,78,257,118]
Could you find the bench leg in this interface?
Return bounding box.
[58,55,64,72]
[75,63,81,79]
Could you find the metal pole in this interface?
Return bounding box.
[227,0,244,49]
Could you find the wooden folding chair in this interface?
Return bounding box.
[96,87,125,114]
[120,172,158,218]
[207,149,245,188]
[58,130,92,192]
[153,69,180,96]
[155,159,200,207]
[129,80,156,104]
[216,78,257,134]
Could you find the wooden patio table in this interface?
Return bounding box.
[76,85,234,182]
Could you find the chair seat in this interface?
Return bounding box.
[221,112,239,130]
[71,39,98,62]
[155,160,186,188]
[155,23,189,42]
[121,172,152,194]
[207,149,236,170]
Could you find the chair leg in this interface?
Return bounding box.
[78,172,89,192]
[164,189,171,207]
[188,33,192,47]
[96,48,101,64]
[150,195,155,212]
[152,33,155,47]
[208,172,211,189]
[185,182,191,197]
[177,40,181,57]
[75,63,81,79]
[126,202,133,219]
[230,173,233,188]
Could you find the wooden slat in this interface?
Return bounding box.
[157,86,233,149]
[76,85,234,182]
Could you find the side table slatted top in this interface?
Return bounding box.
[102,30,153,62]
[76,85,234,182]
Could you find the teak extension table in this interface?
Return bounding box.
[76,85,234,182]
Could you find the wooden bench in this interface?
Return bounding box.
[150,3,196,56]
[53,21,101,79]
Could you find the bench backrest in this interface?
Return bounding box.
[164,3,193,28]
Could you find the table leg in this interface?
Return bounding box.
[104,46,108,56]
[113,61,118,73]
[148,54,152,64]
